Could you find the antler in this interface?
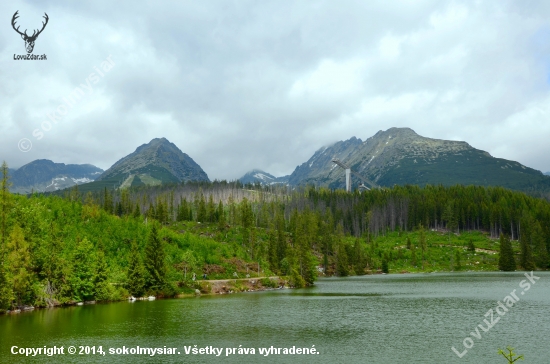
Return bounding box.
[11,11,49,39]
[33,13,49,38]
[11,11,27,37]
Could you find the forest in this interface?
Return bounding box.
[1,161,549,313]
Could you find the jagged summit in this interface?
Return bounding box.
[96,137,209,187]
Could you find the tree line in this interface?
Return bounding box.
[1,161,549,312]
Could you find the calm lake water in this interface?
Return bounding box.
[1,272,549,363]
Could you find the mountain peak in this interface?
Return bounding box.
[9,159,103,194]
[288,127,547,191]
[239,169,289,185]
[96,137,209,186]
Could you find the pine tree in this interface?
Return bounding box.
[498,234,516,271]
[126,240,146,296]
[468,239,475,252]
[406,237,411,249]
[144,224,166,294]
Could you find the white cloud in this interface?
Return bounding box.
[289,58,367,99]
[2,0,550,177]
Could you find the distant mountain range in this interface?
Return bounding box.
[287,127,550,192]
[545,172,550,176]
[238,169,289,185]
[8,160,103,194]
[7,129,550,195]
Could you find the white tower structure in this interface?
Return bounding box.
[331,158,379,192]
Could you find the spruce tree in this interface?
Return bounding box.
[207,195,216,222]
[71,238,96,302]
[267,226,278,272]
[103,187,113,214]
[145,224,166,294]
[217,201,226,230]
[42,237,72,305]
[0,264,12,312]
[498,234,516,271]
[197,194,207,222]
[519,213,536,271]
[353,239,363,274]
[419,224,427,269]
[7,225,33,307]
[127,240,145,296]
[336,240,349,276]
[532,221,549,269]
[381,259,389,273]
[276,211,287,264]
[520,234,536,271]
[1,161,12,257]
[133,203,141,219]
[455,250,462,270]
[115,201,123,217]
[94,250,111,301]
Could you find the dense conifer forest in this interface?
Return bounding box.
[1,161,549,312]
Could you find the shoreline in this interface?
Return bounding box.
[2,276,288,316]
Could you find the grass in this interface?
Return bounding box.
[362,229,511,273]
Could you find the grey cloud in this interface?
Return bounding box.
[2,0,549,179]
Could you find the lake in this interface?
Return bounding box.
[1,272,549,363]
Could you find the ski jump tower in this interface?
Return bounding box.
[331,158,352,192]
[331,158,379,192]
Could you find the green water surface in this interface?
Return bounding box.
[1,272,548,363]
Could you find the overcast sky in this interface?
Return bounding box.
[2,0,550,179]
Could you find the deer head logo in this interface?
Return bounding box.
[12,11,49,54]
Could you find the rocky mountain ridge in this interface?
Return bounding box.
[8,159,103,194]
[288,127,550,191]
